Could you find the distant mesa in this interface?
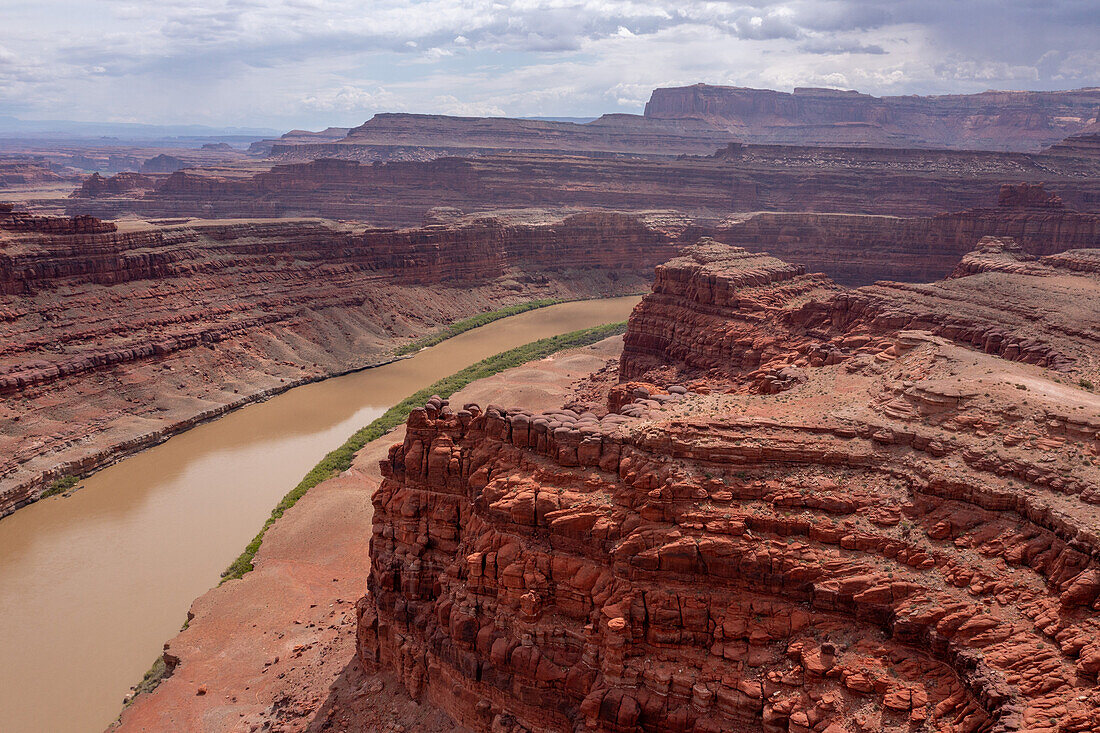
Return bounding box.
[250,84,1100,167]
[643,84,1100,151]
[71,171,156,199]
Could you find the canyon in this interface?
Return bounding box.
[361,238,1100,732]
[1,80,1099,733]
[4,177,1098,515]
[0,205,672,517]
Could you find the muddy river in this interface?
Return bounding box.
[0,296,640,733]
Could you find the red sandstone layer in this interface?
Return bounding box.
[362,241,1100,732]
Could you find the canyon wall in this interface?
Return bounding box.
[58,173,1100,288]
[0,209,676,516]
[705,183,1100,284]
[361,240,1100,732]
[645,84,1100,152]
[65,145,1100,227]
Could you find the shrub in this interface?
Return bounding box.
[41,475,79,498]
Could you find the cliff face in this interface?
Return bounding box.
[0,208,676,516]
[361,241,1100,732]
[71,172,157,198]
[623,237,1100,383]
[644,84,1100,152]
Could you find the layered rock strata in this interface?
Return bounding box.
[622,240,1100,384]
[66,144,1100,225]
[1046,133,1100,159]
[0,203,115,237]
[0,209,673,516]
[362,241,1100,732]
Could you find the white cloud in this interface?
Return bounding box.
[432,95,506,116]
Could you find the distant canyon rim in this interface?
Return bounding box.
[0,81,1098,733]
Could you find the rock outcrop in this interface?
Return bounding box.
[140,154,186,174]
[0,160,65,186]
[0,209,675,516]
[71,171,156,198]
[361,241,1100,732]
[644,84,1100,152]
[0,203,116,237]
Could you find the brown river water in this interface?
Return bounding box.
[0,296,640,733]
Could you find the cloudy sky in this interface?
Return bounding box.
[1,0,1098,129]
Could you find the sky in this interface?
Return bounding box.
[1,0,1098,130]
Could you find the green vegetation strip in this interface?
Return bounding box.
[393,299,562,356]
[220,319,627,583]
[41,475,79,498]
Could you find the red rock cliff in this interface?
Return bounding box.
[362,241,1100,732]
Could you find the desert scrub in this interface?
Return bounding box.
[41,475,79,498]
[221,320,627,582]
[125,655,170,705]
[393,298,563,356]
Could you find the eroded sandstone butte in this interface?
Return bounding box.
[0,207,676,516]
[360,240,1100,732]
